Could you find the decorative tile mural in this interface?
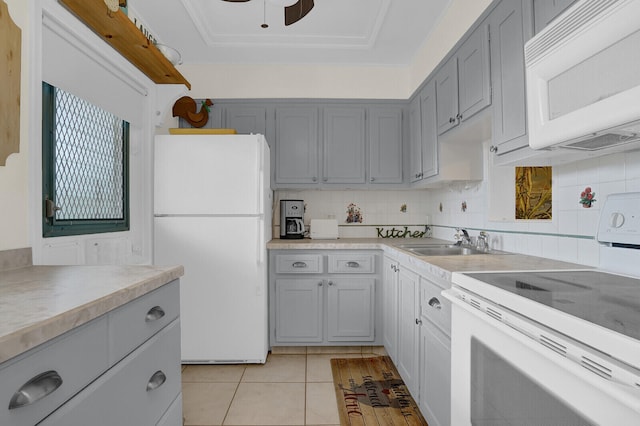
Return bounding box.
[515,166,552,220]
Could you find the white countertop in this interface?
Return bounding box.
[267,237,588,281]
[0,262,184,365]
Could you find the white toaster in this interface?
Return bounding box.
[310,219,339,239]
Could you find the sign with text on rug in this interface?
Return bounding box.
[331,356,428,425]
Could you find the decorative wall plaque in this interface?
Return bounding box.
[0,0,21,166]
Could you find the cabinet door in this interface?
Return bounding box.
[419,319,451,426]
[274,278,324,343]
[275,107,319,184]
[368,107,403,184]
[323,107,366,184]
[457,23,491,122]
[224,106,267,135]
[419,81,438,179]
[533,0,577,34]
[382,257,399,361]
[327,278,375,342]
[396,266,420,397]
[490,0,530,157]
[435,58,459,135]
[408,97,423,182]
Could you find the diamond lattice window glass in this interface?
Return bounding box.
[42,82,129,237]
[54,88,125,220]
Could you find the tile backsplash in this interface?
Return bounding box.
[273,189,431,238]
[273,149,640,267]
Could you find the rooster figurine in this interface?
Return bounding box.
[172,96,213,128]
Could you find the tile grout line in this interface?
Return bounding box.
[221,366,246,426]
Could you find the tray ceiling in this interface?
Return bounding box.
[130,0,452,65]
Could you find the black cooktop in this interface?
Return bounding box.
[465,270,640,341]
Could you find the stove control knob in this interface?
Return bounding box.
[610,212,625,228]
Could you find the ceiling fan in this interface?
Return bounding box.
[222,0,314,26]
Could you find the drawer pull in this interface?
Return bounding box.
[428,297,442,310]
[146,370,167,392]
[346,261,360,268]
[9,370,63,410]
[146,306,166,322]
[292,261,308,268]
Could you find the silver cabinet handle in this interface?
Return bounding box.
[346,261,360,268]
[428,297,442,310]
[415,318,422,325]
[328,281,334,286]
[318,281,323,286]
[145,305,166,322]
[146,370,167,392]
[9,370,63,410]
[292,261,307,268]
[312,177,317,182]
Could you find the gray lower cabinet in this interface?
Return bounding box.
[382,256,399,361]
[418,274,451,426]
[0,280,182,426]
[270,251,379,346]
[382,254,452,426]
[395,264,420,398]
[436,22,491,135]
[274,278,324,343]
[419,320,450,426]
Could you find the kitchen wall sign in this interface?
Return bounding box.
[0,0,21,166]
[515,166,552,220]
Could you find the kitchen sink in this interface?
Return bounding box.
[396,243,508,256]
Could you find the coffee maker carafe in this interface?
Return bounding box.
[280,200,304,239]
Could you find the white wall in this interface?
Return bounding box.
[274,189,432,238]
[0,0,29,251]
[178,0,491,100]
[427,149,640,266]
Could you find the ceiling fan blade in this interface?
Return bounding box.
[284,0,314,26]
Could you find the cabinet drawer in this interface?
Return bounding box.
[108,280,180,364]
[156,392,182,426]
[420,278,451,336]
[40,319,181,426]
[327,254,375,273]
[0,316,108,426]
[275,254,323,274]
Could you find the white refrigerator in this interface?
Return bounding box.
[153,134,271,364]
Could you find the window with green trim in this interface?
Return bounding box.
[42,82,130,237]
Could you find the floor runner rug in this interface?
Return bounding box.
[330,356,428,425]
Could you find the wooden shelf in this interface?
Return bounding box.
[59,0,191,90]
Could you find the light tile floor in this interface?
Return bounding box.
[182,346,387,426]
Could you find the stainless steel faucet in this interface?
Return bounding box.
[454,228,471,246]
[476,231,489,251]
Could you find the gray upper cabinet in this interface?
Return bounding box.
[368,107,403,184]
[323,107,366,184]
[408,96,423,182]
[532,0,577,35]
[410,80,438,183]
[224,105,267,135]
[436,22,491,135]
[419,81,438,180]
[435,58,459,135]
[274,106,319,185]
[489,0,530,157]
[457,23,491,122]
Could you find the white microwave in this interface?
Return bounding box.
[525,0,640,154]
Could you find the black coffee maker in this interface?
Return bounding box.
[280,200,304,239]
